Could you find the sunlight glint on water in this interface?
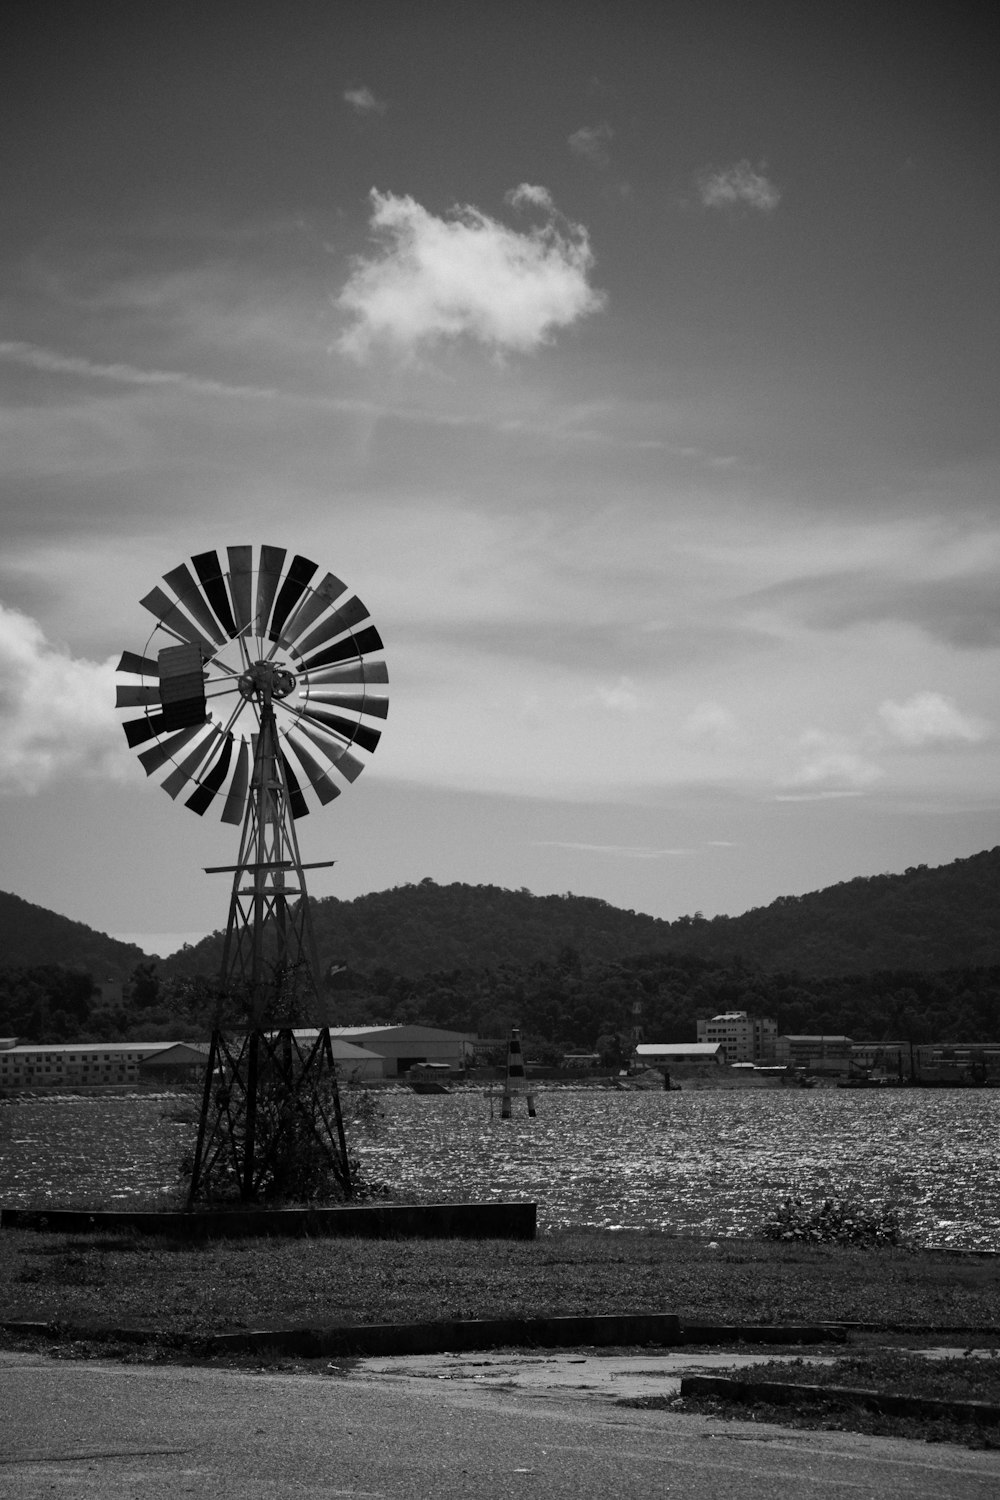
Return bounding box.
[1,1088,999,1248]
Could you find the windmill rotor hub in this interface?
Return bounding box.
[238,659,296,702]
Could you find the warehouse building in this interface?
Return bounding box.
[325,1024,477,1077]
[634,1042,724,1069]
[774,1034,853,1075]
[0,1040,176,1089]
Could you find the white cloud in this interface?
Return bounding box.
[781,729,884,795]
[335,188,605,361]
[0,603,125,793]
[698,160,780,212]
[681,701,741,743]
[505,183,556,212]
[879,691,990,746]
[583,676,640,713]
[343,86,387,116]
[568,122,613,169]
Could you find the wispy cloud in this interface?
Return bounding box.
[343,85,388,116]
[697,160,780,212]
[335,187,605,361]
[0,340,283,402]
[0,603,124,793]
[533,841,688,859]
[568,121,613,169]
[879,691,991,746]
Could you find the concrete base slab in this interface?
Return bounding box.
[346,1347,841,1403]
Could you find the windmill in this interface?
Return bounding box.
[116,545,387,1205]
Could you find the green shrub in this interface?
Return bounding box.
[761,1194,906,1247]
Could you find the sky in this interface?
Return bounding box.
[1,1,998,956]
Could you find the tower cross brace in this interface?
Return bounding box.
[186,668,352,1206]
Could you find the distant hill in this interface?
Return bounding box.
[3,852,998,1049]
[0,891,147,978]
[667,848,1000,975]
[164,847,1000,981]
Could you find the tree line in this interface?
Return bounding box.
[3,950,998,1062]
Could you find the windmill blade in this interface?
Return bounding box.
[278,750,309,820]
[137,724,206,777]
[227,545,254,633]
[116,683,160,708]
[185,732,235,816]
[297,705,381,755]
[123,712,170,749]
[117,650,159,677]
[268,553,317,644]
[289,594,371,662]
[158,643,208,731]
[192,548,238,638]
[220,737,251,825]
[255,544,286,637]
[277,571,347,652]
[284,729,341,805]
[298,659,388,687]
[161,726,222,800]
[162,564,227,647]
[298,624,384,675]
[305,688,389,720]
[139,586,216,654]
[121,545,386,827]
[293,721,366,783]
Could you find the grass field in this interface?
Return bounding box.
[1,1228,996,1338]
[4,1227,998,1449]
[657,1347,1000,1450]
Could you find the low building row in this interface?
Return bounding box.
[0,1024,479,1091]
[635,1033,1000,1080]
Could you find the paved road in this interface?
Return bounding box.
[2,1350,999,1498]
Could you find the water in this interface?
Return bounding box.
[2,1087,999,1248]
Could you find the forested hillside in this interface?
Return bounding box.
[0,891,146,978]
[164,848,1000,981]
[324,951,1000,1062]
[2,850,998,1052]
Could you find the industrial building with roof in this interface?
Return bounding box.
[0,1024,477,1091]
[634,1042,724,1067]
[324,1024,477,1077]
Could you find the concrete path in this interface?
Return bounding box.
[3,1347,1000,1499]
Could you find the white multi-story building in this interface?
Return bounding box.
[695,1011,777,1063]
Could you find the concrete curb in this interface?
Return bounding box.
[1,1316,846,1359]
[0,1202,537,1241]
[679,1373,1000,1426]
[680,1322,846,1346]
[206,1313,686,1358]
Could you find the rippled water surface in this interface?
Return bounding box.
[2,1088,999,1247]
